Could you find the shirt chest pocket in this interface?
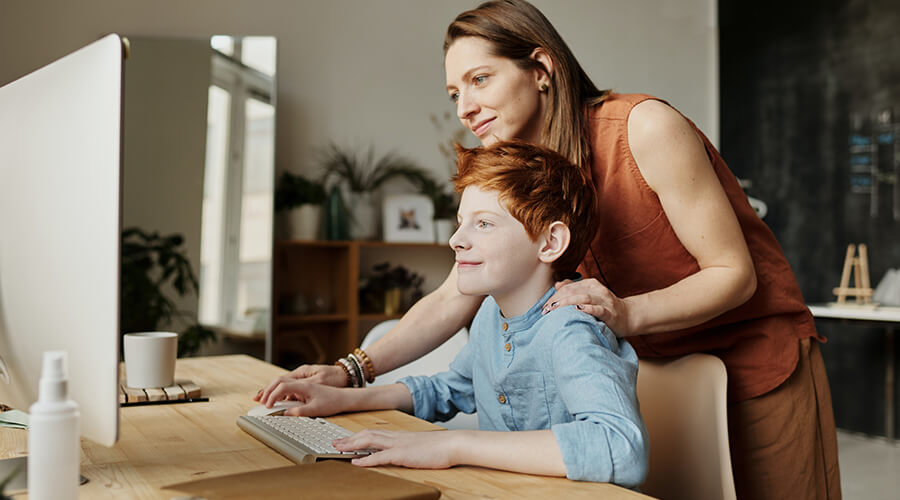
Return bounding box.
[501,372,551,431]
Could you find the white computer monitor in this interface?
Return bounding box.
[0,34,124,447]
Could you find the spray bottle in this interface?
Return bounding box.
[28,351,80,500]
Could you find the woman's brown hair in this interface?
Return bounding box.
[444,0,609,169]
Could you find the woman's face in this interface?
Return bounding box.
[445,37,547,146]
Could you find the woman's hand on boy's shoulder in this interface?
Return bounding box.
[334,429,462,469]
[542,278,633,337]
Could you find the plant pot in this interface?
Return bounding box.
[384,288,403,315]
[434,218,455,244]
[348,191,378,240]
[287,205,322,240]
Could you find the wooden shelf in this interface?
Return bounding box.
[359,313,405,322]
[271,239,454,368]
[358,241,449,249]
[275,239,351,248]
[275,239,448,249]
[277,313,350,324]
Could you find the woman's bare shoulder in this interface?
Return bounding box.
[627,99,694,149]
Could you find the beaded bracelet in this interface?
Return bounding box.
[347,353,367,388]
[333,359,352,387]
[353,348,376,383]
[336,357,359,388]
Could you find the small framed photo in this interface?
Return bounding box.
[382,194,434,243]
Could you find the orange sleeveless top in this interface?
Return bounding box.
[578,93,821,402]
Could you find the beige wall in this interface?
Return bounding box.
[121,37,211,327]
[0,0,719,184]
[0,0,717,352]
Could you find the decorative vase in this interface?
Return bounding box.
[434,218,454,244]
[326,186,349,240]
[348,191,378,240]
[287,205,321,240]
[384,288,403,315]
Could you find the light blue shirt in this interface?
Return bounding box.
[399,287,649,486]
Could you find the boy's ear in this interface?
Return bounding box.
[538,221,570,264]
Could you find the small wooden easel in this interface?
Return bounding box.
[832,243,874,306]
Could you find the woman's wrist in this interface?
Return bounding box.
[335,347,377,387]
[618,295,642,336]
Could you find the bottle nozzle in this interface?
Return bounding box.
[38,351,68,402]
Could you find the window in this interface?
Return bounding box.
[198,37,276,334]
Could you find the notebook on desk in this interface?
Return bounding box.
[162,460,441,500]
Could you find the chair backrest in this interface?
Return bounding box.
[637,353,736,500]
[361,320,478,430]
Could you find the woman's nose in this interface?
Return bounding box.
[456,93,479,121]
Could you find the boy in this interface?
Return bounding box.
[258,141,648,486]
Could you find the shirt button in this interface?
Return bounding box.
[502,322,508,331]
[498,394,507,404]
[504,343,511,351]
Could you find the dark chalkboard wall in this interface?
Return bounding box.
[720,0,900,437]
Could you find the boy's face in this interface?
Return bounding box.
[449,186,543,297]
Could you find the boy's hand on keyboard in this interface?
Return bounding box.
[333,429,457,469]
[256,378,348,417]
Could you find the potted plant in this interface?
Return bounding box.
[386,166,458,243]
[417,176,458,243]
[120,227,216,357]
[429,112,468,242]
[359,262,424,315]
[275,171,327,240]
[318,143,427,240]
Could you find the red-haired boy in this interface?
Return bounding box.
[258,141,648,486]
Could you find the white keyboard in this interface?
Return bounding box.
[237,415,373,464]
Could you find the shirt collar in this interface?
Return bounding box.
[498,287,556,334]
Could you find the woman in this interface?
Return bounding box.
[259,1,839,498]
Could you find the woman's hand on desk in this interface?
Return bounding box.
[334,430,457,469]
[280,364,349,387]
[255,377,348,416]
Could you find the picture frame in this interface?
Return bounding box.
[382,194,435,243]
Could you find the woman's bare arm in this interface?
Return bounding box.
[546,100,756,336]
[363,264,483,375]
[255,264,484,390]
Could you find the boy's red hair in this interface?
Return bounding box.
[453,141,597,278]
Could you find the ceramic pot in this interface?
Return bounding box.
[287,205,321,240]
[434,218,454,244]
[348,191,377,240]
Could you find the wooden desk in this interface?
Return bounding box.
[1,355,650,499]
[808,304,900,441]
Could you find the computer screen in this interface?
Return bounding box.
[0,34,124,447]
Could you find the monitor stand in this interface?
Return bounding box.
[0,456,88,495]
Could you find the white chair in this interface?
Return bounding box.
[361,320,478,430]
[637,354,737,500]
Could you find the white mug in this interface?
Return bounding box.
[123,332,178,388]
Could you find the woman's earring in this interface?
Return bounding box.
[539,83,549,92]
